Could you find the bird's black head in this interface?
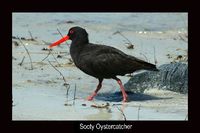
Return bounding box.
[67,26,89,43]
[48,26,89,48]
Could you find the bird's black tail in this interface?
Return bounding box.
[135,58,159,71]
[129,56,159,71]
[143,62,159,71]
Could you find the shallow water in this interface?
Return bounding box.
[12,13,187,41]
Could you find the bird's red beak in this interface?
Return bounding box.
[48,35,69,48]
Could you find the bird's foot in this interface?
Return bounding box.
[87,96,94,101]
[86,92,97,101]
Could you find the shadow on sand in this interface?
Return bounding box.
[95,91,173,102]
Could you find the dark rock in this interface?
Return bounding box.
[177,55,183,60]
[13,41,19,46]
[124,62,188,94]
[12,36,17,39]
[125,43,134,49]
[27,38,36,41]
[57,55,62,58]
[66,21,75,24]
[21,37,26,40]
[42,48,52,51]
[42,48,48,51]
[82,104,87,106]
[57,20,75,25]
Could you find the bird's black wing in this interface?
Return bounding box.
[88,45,146,77]
[78,44,157,78]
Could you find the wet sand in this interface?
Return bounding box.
[12,31,188,120]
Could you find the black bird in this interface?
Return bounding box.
[48,26,158,102]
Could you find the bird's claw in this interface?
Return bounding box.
[87,92,97,101]
[87,96,94,101]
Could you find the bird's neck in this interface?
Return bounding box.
[75,36,89,44]
[70,37,89,49]
[70,37,89,63]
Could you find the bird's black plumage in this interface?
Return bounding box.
[50,26,158,102]
[68,26,158,79]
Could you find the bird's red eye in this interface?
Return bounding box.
[70,30,74,34]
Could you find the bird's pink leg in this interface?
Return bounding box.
[87,79,103,101]
[116,78,128,102]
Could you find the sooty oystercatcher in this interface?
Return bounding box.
[48,26,158,102]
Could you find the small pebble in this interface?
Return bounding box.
[57,55,62,58]
[82,104,87,106]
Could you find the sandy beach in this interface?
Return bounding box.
[12,13,188,120]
